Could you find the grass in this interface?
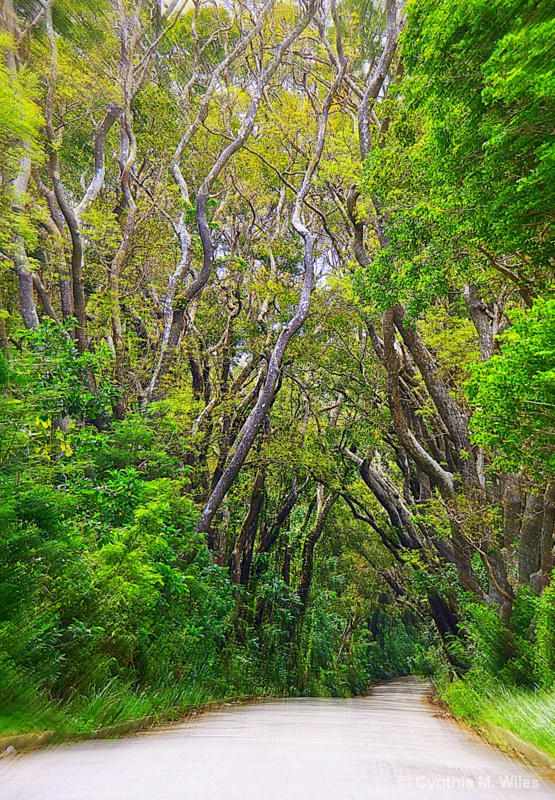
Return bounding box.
[440,679,555,759]
[0,677,270,742]
[0,703,63,737]
[481,687,555,758]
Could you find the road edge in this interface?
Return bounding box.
[426,685,555,774]
[0,694,276,757]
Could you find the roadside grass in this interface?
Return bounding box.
[0,676,274,742]
[0,705,62,737]
[62,681,155,734]
[64,679,226,733]
[0,686,209,740]
[481,687,555,758]
[440,680,555,759]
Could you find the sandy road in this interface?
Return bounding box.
[0,678,553,799]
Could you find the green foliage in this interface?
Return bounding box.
[0,327,228,730]
[482,686,555,758]
[467,300,555,476]
[462,600,537,687]
[0,320,422,735]
[442,679,555,759]
[402,0,555,263]
[5,0,555,751]
[0,32,43,253]
[536,586,555,685]
[438,589,555,751]
[357,0,555,315]
[354,0,555,751]
[442,679,484,724]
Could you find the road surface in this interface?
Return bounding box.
[0,678,553,799]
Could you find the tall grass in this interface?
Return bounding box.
[440,679,555,758]
[482,687,555,757]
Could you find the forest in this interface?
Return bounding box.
[0,0,554,753]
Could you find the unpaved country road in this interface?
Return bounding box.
[1,678,554,799]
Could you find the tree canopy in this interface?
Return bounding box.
[0,0,554,734]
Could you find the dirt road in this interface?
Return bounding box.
[1,678,553,799]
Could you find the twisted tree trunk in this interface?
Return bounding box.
[193,23,345,540]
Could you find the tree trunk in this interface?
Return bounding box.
[392,304,477,486]
[15,259,39,330]
[59,270,74,321]
[427,588,467,670]
[463,285,496,361]
[147,0,317,400]
[259,478,298,554]
[502,474,523,549]
[382,306,454,496]
[230,469,265,585]
[194,46,344,537]
[298,488,336,611]
[541,482,555,589]
[518,491,544,586]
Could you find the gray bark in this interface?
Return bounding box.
[358,0,401,160]
[382,307,454,497]
[259,478,298,554]
[463,285,496,361]
[518,491,544,585]
[42,0,120,352]
[392,305,477,485]
[193,19,344,538]
[145,0,303,399]
[502,474,523,549]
